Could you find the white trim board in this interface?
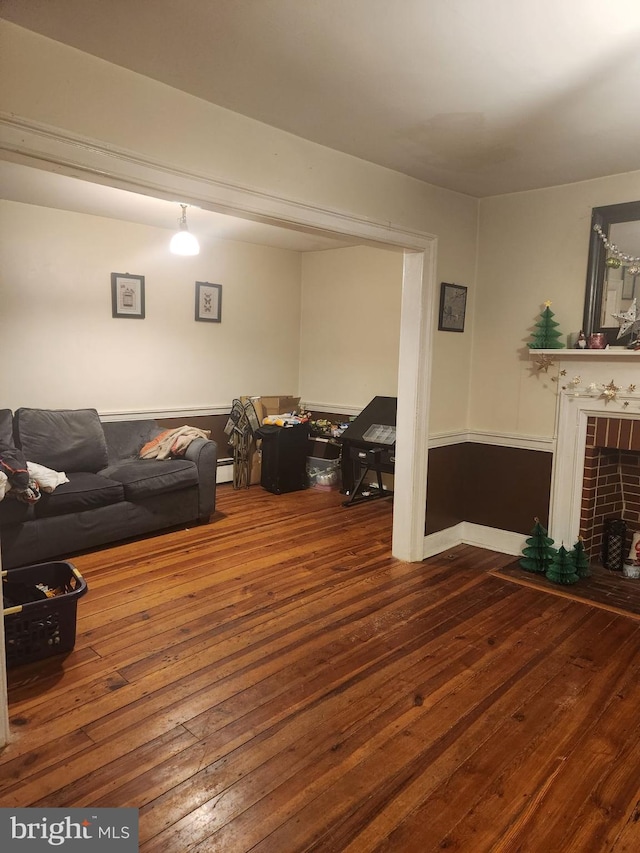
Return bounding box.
[0,114,433,251]
[423,522,526,559]
[427,431,554,452]
[99,405,232,421]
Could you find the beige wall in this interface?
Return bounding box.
[0,21,479,433]
[472,171,640,438]
[0,201,302,412]
[299,246,404,409]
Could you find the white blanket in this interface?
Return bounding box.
[0,462,69,502]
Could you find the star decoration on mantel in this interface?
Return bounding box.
[601,379,620,402]
[612,298,640,339]
[534,354,556,372]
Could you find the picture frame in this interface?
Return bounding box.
[438,282,467,332]
[111,272,145,319]
[195,281,222,323]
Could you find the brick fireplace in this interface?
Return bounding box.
[580,416,640,560]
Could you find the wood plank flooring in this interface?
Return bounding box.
[2,484,640,852]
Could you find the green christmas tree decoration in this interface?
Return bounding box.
[546,545,580,585]
[520,518,556,574]
[527,302,565,349]
[570,537,591,579]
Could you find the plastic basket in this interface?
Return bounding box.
[3,561,88,667]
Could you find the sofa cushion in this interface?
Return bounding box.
[102,420,163,463]
[15,408,109,473]
[0,409,14,448]
[34,471,124,518]
[0,497,35,527]
[99,458,199,501]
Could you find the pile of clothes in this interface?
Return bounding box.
[0,442,69,505]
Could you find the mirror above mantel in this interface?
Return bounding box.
[583,200,640,344]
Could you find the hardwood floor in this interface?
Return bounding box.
[2,484,640,852]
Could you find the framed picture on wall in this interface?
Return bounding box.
[195,281,222,323]
[111,272,145,319]
[438,282,467,332]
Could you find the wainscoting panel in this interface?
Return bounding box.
[426,443,553,537]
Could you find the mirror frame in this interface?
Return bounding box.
[583,199,640,340]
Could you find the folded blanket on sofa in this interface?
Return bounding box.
[139,426,211,460]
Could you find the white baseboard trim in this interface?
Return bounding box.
[460,522,526,556]
[423,522,526,559]
[422,523,466,558]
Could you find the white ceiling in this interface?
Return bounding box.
[3,0,640,200]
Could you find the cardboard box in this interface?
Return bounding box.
[259,396,301,416]
[240,395,301,423]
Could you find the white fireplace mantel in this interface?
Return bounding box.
[531,348,640,360]
[543,349,640,548]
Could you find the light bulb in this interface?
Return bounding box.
[170,230,200,256]
[169,204,200,255]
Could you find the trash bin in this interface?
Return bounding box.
[257,423,310,494]
[3,561,88,667]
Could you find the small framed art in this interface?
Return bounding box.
[438,282,467,332]
[195,281,222,323]
[111,272,145,319]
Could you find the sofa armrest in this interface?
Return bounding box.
[184,437,217,520]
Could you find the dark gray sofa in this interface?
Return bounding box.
[0,407,217,569]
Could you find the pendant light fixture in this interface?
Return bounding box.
[170,204,200,256]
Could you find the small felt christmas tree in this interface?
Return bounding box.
[570,537,590,579]
[546,545,580,585]
[528,301,565,349]
[520,518,556,574]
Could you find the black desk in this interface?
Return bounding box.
[338,396,396,506]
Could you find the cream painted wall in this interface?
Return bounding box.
[472,171,640,438]
[0,21,479,435]
[300,246,404,409]
[0,201,302,411]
